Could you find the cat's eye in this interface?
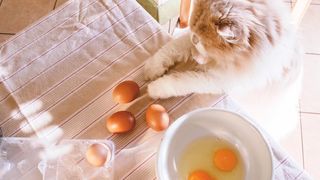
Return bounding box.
[191,34,199,45]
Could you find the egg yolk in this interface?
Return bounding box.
[213,148,238,171]
[188,170,214,180]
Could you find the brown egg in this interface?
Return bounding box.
[112,81,140,104]
[86,143,109,167]
[146,104,170,131]
[106,111,135,133]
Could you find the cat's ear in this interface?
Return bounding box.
[217,23,242,43]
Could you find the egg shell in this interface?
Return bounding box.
[146,104,170,131]
[112,81,140,104]
[85,143,109,167]
[106,111,135,133]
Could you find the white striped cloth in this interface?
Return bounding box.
[0,0,312,179]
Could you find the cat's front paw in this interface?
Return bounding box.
[144,57,167,81]
[147,79,173,99]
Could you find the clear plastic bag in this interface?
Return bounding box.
[40,139,115,180]
[0,137,115,180]
[0,137,44,180]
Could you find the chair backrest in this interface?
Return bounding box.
[292,0,312,25]
[179,0,191,28]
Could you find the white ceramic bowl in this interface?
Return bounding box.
[157,108,273,180]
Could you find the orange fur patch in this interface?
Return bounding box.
[189,0,285,71]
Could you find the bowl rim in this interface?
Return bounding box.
[156,107,274,180]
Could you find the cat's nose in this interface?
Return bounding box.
[191,34,199,45]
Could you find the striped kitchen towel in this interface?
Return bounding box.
[0,0,312,179]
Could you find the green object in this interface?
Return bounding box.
[137,0,180,24]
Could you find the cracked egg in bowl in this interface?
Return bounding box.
[156,109,273,180]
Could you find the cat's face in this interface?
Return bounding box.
[189,0,259,65]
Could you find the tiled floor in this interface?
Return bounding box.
[0,0,56,33]
[298,2,320,179]
[0,0,319,179]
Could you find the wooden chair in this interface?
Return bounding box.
[179,0,312,27]
[179,0,191,28]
